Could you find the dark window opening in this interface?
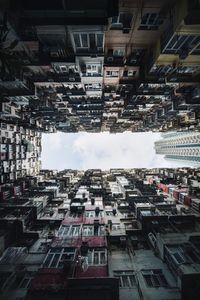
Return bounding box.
[138,13,163,30]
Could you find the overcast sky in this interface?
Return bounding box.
[41,132,187,170]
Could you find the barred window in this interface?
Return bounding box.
[138,13,163,30]
[87,249,107,265]
[142,269,168,287]
[114,270,136,288]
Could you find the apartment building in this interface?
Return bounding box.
[0,168,200,299]
[0,122,41,200]
[0,0,199,133]
[0,2,200,298]
[155,131,200,165]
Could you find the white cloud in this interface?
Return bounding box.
[41,132,190,170]
[73,132,161,169]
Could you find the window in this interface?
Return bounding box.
[81,34,89,48]
[82,225,105,236]
[111,13,133,30]
[73,33,89,48]
[111,15,123,29]
[106,70,119,77]
[85,64,101,76]
[85,211,96,218]
[138,13,163,30]
[3,104,11,114]
[43,248,75,268]
[87,65,97,72]
[70,225,80,236]
[18,276,32,289]
[113,49,125,57]
[87,249,107,265]
[167,244,200,265]
[142,269,169,287]
[73,33,81,48]
[97,34,103,48]
[82,225,93,236]
[162,34,200,55]
[60,66,68,73]
[73,33,104,50]
[112,223,121,231]
[114,270,136,288]
[58,225,81,237]
[122,69,137,77]
[128,70,137,77]
[85,83,101,90]
[105,211,114,216]
[172,252,185,264]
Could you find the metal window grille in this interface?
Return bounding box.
[142,269,169,287]
[114,270,136,288]
[138,13,163,30]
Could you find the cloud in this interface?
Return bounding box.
[41,132,189,170]
[72,132,161,169]
[44,132,63,150]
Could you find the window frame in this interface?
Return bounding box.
[73,33,89,48]
[105,70,119,77]
[87,248,107,265]
[138,13,163,30]
[113,49,125,57]
[82,224,105,236]
[43,248,75,268]
[162,33,200,55]
[82,225,94,236]
[112,223,121,231]
[72,32,104,51]
[111,13,133,30]
[141,269,169,287]
[114,270,137,288]
[18,276,33,289]
[58,224,81,237]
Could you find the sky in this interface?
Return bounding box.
[41,132,187,170]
